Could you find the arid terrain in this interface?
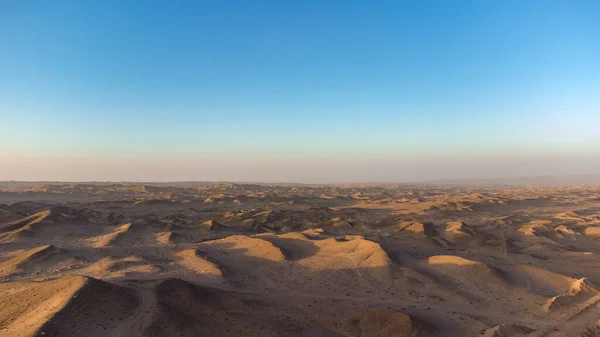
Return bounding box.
[1,182,600,337]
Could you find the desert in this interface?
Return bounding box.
[1,182,600,336]
[3,0,599,336]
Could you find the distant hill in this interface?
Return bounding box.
[422,174,600,187]
[1,174,600,189]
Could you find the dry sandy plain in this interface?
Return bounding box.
[1,182,600,337]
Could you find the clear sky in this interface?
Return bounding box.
[1,1,599,183]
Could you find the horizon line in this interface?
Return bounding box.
[2,173,600,187]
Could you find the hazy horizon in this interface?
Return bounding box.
[3,153,600,184]
[2,1,599,182]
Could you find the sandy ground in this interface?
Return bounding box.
[1,182,600,336]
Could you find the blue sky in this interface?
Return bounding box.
[1,1,599,182]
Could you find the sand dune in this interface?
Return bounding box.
[82,256,162,279]
[0,276,138,337]
[88,223,133,248]
[155,231,177,244]
[0,245,68,277]
[2,183,600,336]
[202,235,287,262]
[483,323,535,337]
[174,249,226,284]
[359,308,433,337]
[0,209,60,242]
